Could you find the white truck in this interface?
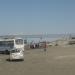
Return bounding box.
[9,48,24,61]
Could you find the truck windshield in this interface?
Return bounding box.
[0,41,14,48]
[15,39,23,45]
[11,49,20,53]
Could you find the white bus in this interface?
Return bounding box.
[0,37,24,54]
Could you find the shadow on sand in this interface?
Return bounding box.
[0,51,9,55]
[6,59,24,62]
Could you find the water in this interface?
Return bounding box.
[25,37,61,43]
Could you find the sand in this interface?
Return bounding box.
[0,46,75,75]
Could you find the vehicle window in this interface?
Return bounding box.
[0,41,14,48]
[11,50,16,53]
[15,39,23,45]
[11,49,20,53]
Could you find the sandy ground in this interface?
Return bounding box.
[0,46,75,75]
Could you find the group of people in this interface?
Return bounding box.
[30,41,47,51]
[30,43,39,49]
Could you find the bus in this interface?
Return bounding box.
[0,37,24,54]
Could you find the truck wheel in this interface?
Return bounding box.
[5,50,9,54]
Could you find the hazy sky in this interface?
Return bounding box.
[0,0,75,35]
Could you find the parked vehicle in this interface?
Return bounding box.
[0,37,24,54]
[9,48,24,61]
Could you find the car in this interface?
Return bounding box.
[9,48,24,61]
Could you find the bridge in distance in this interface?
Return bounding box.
[0,34,73,39]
